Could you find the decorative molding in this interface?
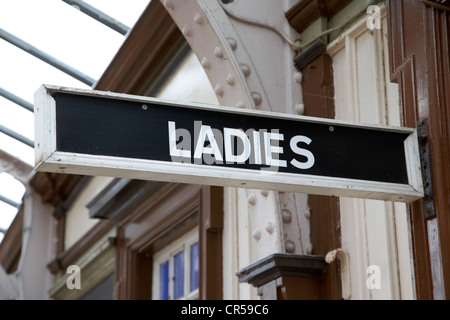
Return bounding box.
[286,0,352,33]
[94,0,190,96]
[293,39,327,71]
[48,228,115,300]
[421,0,450,11]
[52,176,93,218]
[30,173,85,207]
[47,220,114,275]
[87,178,163,223]
[236,253,327,288]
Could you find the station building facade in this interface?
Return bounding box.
[0,0,449,300]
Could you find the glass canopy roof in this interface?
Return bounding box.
[0,0,150,242]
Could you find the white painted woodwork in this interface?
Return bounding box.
[327,8,415,299]
[64,176,114,250]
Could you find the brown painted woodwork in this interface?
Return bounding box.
[30,173,84,207]
[300,50,342,300]
[200,186,223,300]
[277,276,323,299]
[286,0,352,33]
[47,220,114,275]
[94,0,189,96]
[387,0,450,299]
[237,253,328,300]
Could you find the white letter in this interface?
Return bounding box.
[66,265,81,290]
[263,131,287,168]
[224,128,251,164]
[168,121,191,159]
[251,129,262,165]
[194,125,223,162]
[290,135,315,170]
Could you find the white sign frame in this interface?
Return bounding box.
[34,85,424,203]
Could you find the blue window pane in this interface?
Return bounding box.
[190,242,199,292]
[159,260,169,300]
[173,250,184,299]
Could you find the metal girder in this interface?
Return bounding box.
[161,0,303,114]
[0,124,34,148]
[161,0,308,262]
[61,0,130,35]
[0,28,95,86]
[0,87,33,112]
[0,149,33,185]
[0,194,20,208]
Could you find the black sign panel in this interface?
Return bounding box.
[34,85,423,202]
[53,92,408,184]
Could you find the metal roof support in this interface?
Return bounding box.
[0,124,34,148]
[0,194,20,208]
[0,149,33,185]
[62,0,130,35]
[0,87,34,112]
[0,28,95,86]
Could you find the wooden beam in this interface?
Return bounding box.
[286,0,352,33]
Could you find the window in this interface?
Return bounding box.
[152,227,199,300]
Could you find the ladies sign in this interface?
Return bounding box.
[34,85,423,202]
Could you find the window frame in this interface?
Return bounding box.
[114,184,223,300]
[152,227,199,300]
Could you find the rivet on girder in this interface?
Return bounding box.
[240,64,251,78]
[285,240,296,253]
[265,222,274,234]
[226,37,237,51]
[248,193,257,205]
[194,13,203,24]
[182,25,192,37]
[226,74,235,86]
[235,100,246,108]
[214,83,224,96]
[214,46,223,58]
[294,72,303,84]
[253,229,261,241]
[201,57,210,69]
[281,209,292,224]
[163,0,174,10]
[251,92,262,106]
[295,102,305,115]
